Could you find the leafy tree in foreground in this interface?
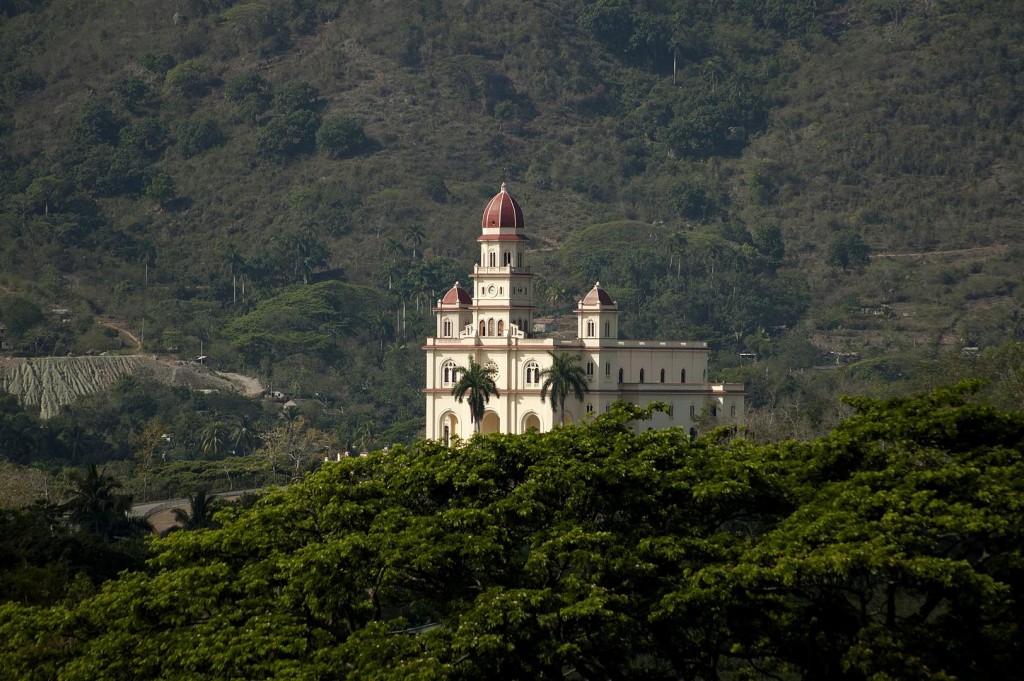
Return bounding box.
[1,387,1023,679]
[450,357,498,432]
[539,351,589,425]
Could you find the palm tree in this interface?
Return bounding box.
[223,245,246,304]
[539,352,589,426]
[201,421,227,457]
[231,415,258,455]
[62,463,133,537]
[451,358,499,433]
[172,489,221,531]
[669,231,688,276]
[405,224,425,259]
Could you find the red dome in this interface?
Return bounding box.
[481,183,524,229]
[580,282,615,306]
[439,281,472,306]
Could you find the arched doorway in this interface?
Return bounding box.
[522,413,541,432]
[440,412,459,444]
[481,411,500,434]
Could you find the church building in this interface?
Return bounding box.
[423,184,745,441]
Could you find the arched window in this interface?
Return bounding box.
[441,360,457,387]
[604,322,610,337]
[503,251,511,265]
[586,320,595,337]
[639,369,645,383]
[618,368,624,383]
[443,425,450,445]
[479,320,486,337]
[660,369,665,383]
[443,319,452,337]
[497,320,504,336]
[517,253,523,267]
[586,361,594,377]
[489,252,496,267]
[605,362,611,377]
[487,318,495,336]
[586,404,593,414]
[525,361,540,386]
[703,369,707,381]
[681,369,686,383]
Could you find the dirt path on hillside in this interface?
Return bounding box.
[873,245,1007,258]
[96,318,142,351]
[216,371,264,397]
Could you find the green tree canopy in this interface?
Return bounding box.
[827,230,871,272]
[3,387,1023,679]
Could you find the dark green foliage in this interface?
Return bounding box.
[1,66,44,97]
[72,98,123,147]
[751,223,785,264]
[0,391,44,463]
[315,116,367,159]
[271,81,319,113]
[112,77,149,113]
[225,72,271,122]
[3,390,1024,678]
[144,170,175,207]
[162,59,215,99]
[223,281,377,364]
[71,144,150,197]
[556,221,806,345]
[663,78,768,159]
[421,175,449,203]
[0,503,149,606]
[580,0,634,54]
[60,464,141,539]
[120,118,168,156]
[176,116,225,158]
[827,230,871,272]
[0,295,43,340]
[139,52,175,78]
[256,109,320,162]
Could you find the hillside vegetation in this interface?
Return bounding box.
[1,0,1023,449]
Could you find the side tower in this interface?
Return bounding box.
[576,282,620,343]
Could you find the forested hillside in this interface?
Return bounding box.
[1,0,1023,456]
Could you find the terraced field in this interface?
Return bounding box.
[0,356,263,419]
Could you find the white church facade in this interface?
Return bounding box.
[423,184,745,441]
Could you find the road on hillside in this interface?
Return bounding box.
[130,488,265,518]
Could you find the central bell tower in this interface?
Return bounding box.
[469,183,536,339]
